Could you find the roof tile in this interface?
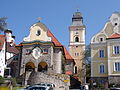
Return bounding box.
[63,47,74,60]
[47,30,62,46]
[108,33,120,39]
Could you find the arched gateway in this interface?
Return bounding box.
[25,62,35,72]
[38,62,48,72]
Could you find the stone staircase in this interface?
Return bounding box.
[27,72,70,89]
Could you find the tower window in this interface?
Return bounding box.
[115,23,117,26]
[76,46,78,48]
[74,66,77,74]
[36,30,41,36]
[75,37,79,42]
[75,53,79,56]
[76,31,79,34]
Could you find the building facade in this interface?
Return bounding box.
[0,30,19,77]
[15,22,75,88]
[91,12,120,86]
[69,11,86,83]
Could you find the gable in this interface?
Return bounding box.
[91,12,120,44]
[24,22,51,42]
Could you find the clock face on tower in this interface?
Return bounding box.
[32,47,41,59]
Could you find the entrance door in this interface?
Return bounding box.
[38,62,48,72]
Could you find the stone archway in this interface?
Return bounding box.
[25,62,35,72]
[38,62,48,72]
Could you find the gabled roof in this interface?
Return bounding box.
[107,33,120,39]
[47,30,62,46]
[7,42,19,54]
[63,47,74,61]
[0,35,5,50]
[0,34,19,54]
[47,30,74,61]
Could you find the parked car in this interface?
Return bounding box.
[110,87,120,90]
[36,83,55,88]
[17,85,53,90]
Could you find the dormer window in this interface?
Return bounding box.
[36,30,41,36]
[100,38,103,42]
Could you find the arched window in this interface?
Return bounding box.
[74,66,77,74]
[36,30,41,36]
[75,37,79,42]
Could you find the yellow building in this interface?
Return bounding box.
[69,11,86,83]
[91,12,120,86]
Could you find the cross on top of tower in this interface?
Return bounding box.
[77,8,79,12]
[37,17,42,22]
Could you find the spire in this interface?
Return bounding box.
[71,10,83,26]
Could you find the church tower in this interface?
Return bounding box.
[69,11,86,83]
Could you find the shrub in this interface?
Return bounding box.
[0,75,5,84]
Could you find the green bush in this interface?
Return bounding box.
[0,75,5,84]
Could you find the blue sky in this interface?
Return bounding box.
[0,0,120,48]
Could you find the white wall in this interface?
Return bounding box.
[0,43,6,77]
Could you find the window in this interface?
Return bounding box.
[74,66,77,74]
[115,23,118,26]
[100,38,103,42]
[76,31,79,34]
[114,62,120,71]
[99,64,105,73]
[76,46,78,48]
[99,50,104,58]
[36,30,41,36]
[113,46,120,54]
[43,48,48,54]
[75,37,79,42]
[75,53,79,56]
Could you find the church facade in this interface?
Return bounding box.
[14,21,75,88]
[91,12,120,87]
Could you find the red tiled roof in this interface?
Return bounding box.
[47,30,62,46]
[7,42,19,54]
[63,47,74,60]
[65,71,73,75]
[0,35,5,50]
[107,33,120,39]
[47,30,74,61]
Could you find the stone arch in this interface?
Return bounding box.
[38,61,48,72]
[25,62,35,72]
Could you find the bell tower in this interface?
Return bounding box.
[69,11,86,83]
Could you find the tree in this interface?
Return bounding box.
[0,17,7,33]
[84,45,91,83]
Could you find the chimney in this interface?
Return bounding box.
[4,29,12,43]
[10,36,15,46]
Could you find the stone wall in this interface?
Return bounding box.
[20,44,53,75]
[28,72,70,90]
[53,48,62,74]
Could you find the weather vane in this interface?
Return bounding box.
[37,17,42,22]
